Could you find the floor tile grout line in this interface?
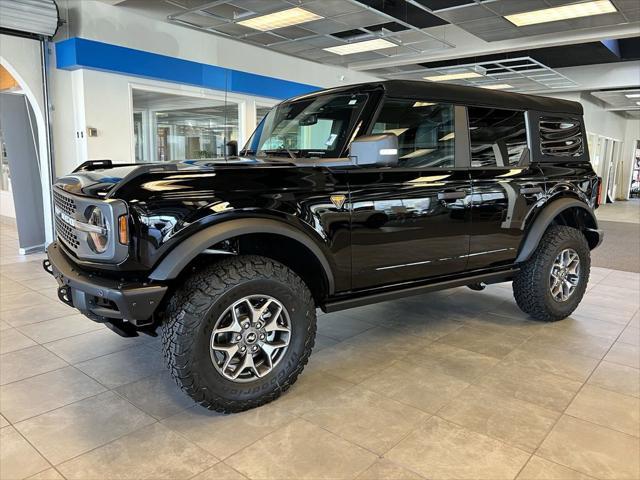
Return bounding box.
[14,321,106,346]
[7,418,68,480]
[526,308,636,477]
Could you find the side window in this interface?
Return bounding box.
[468,107,528,168]
[371,98,455,168]
[539,117,584,157]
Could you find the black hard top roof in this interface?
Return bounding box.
[292,79,583,116]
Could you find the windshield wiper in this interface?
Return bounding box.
[261,148,298,160]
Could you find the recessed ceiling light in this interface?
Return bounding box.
[636,101,640,106]
[625,93,640,98]
[324,38,396,55]
[413,101,436,107]
[480,84,513,90]
[505,0,616,26]
[424,72,483,82]
[238,7,323,31]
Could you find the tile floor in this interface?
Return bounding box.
[1,215,639,480]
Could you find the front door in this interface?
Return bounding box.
[348,99,471,289]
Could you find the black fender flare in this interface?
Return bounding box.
[148,218,336,294]
[515,198,600,263]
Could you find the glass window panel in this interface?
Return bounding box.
[256,105,271,125]
[468,107,527,168]
[132,89,239,162]
[371,99,455,168]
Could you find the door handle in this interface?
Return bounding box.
[438,191,466,200]
[520,186,543,194]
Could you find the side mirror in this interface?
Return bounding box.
[349,134,398,167]
[225,140,238,157]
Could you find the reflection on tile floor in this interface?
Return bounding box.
[1,217,639,480]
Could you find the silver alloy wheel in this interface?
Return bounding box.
[549,248,581,302]
[210,295,291,383]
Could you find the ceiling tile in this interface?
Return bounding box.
[566,12,629,28]
[174,12,227,28]
[301,18,351,34]
[272,25,316,39]
[269,41,316,53]
[201,3,250,19]
[210,22,256,35]
[457,16,518,34]
[387,30,433,44]
[376,45,416,55]
[246,32,283,45]
[301,0,365,17]
[483,0,549,16]
[332,10,389,28]
[303,35,345,48]
[228,0,290,14]
[434,4,496,23]
[414,0,477,10]
[409,38,453,51]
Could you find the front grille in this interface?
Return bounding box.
[53,189,80,250]
[55,216,80,250]
[53,189,77,216]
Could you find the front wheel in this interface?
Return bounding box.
[513,225,590,322]
[161,255,316,413]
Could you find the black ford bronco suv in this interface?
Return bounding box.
[45,80,603,412]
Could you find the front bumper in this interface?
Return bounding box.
[44,242,167,335]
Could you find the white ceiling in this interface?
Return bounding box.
[108,0,640,100]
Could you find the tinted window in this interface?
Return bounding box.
[539,117,584,157]
[372,99,455,168]
[468,107,528,167]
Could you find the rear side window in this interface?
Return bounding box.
[539,117,584,157]
[371,99,455,168]
[468,107,528,168]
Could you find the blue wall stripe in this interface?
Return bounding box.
[55,37,320,100]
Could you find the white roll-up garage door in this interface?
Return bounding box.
[0,0,59,38]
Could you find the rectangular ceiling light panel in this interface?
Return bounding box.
[324,38,396,55]
[505,0,617,26]
[424,71,482,81]
[238,7,323,31]
[625,93,640,98]
[480,84,513,90]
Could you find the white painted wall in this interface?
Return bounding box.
[50,0,379,174]
[0,34,53,242]
[62,0,377,89]
[548,91,639,200]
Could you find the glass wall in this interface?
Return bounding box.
[256,105,272,125]
[132,89,239,162]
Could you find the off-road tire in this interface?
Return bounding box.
[161,255,316,413]
[513,225,590,322]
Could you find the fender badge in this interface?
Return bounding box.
[330,194,346,210]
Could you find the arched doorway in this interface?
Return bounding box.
[0,47,53,255]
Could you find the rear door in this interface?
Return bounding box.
[466,107,545,270]
[348,98,472,289]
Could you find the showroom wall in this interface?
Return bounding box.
[50,0,378,174]
[550,91,639,200]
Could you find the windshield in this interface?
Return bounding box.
[243,93,369,158]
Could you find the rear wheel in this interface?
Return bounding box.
[161,255,316,413]
[513,225,590,321]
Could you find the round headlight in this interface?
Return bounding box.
[87,207,109,253]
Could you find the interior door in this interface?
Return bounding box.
[349,100,471,289]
